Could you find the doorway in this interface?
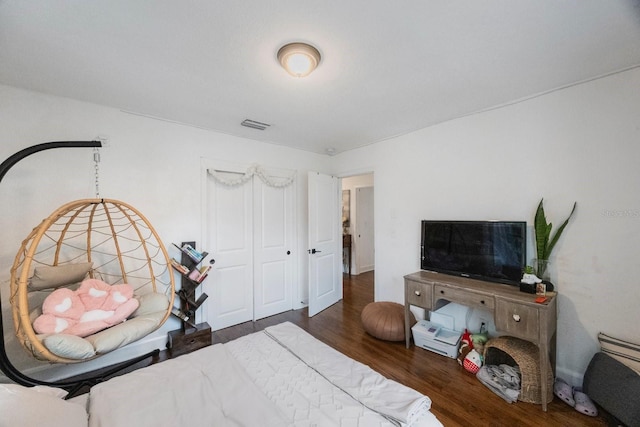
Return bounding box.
[341,173,374,276]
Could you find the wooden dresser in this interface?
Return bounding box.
[404,270,557,411]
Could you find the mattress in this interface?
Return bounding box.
[88,322,442,427]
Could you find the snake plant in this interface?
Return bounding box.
[534,198,577,261]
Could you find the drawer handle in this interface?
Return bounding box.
[440,290,445,294]
[513,314,521,322]
[414,290,421,296]
[480,300,485,305]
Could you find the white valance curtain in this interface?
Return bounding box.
[207,164,295,188]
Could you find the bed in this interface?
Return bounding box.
[0,322,443,426]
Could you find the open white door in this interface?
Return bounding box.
[308,171,342,317]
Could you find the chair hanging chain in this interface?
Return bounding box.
[93,147,101,198]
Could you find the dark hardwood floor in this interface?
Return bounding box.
[214,271,609,427]
[77,271,611,426]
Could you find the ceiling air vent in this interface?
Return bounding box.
[241,119,271,130]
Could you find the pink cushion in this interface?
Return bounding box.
[33,279,139,337]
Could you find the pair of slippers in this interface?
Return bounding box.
[554,378,598,417]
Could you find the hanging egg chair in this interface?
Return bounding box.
[0,141,175,386]
[10,198,175,363]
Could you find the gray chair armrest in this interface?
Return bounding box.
[583,351,640,427]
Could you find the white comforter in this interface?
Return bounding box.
[88,322,442,427]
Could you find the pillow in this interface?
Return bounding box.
[598,332,640,374]
[87,313,165,354]
[42,334,96,360]
[28,262,93,291]
[132,292,170,316]
[33,280,139,337]
[0,383,88,427]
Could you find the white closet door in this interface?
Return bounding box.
[253,178,295,320]
[205,163,296,330]
[207,171,254,330]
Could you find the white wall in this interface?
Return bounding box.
[333,67,640,385]
[2,66,639,385]
[0,84,331,380]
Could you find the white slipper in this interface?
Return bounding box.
[573,387,598,417]
[554,377,575,407]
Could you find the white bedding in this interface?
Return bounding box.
[88,322,442,427]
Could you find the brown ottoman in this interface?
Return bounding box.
[361,301,415,342]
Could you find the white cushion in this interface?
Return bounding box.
[28,263,93,290]
[43,334,96,360]
[0,383,88,427]
[87,311,166,354]
[132,292,170,316]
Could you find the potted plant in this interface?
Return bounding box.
[532,198,576,282]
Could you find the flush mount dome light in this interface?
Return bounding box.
[277,42,321,77]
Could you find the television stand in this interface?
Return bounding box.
[404,270,557,411]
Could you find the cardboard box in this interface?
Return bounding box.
[412,320,461,359]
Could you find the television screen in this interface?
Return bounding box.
[421,220,526,285]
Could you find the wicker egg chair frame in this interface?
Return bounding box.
[11,198,176,363]
[0,141,175,394]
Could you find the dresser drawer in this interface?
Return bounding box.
[433,284,494,310]
[495,300,539,342]
[405,279,432,309]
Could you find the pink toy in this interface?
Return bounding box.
[33,279,139,337]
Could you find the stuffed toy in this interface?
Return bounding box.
[33,279,139,337]
[457,328,474,366]
[463,349,483,374]
[471,332,489,355]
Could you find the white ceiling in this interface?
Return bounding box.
[1,1,640,155]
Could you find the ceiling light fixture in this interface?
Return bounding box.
[277,42,321,78]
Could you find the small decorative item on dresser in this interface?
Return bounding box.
[532,198,576,283]
[520,267,541,294]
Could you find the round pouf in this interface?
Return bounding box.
[361,301,414,342]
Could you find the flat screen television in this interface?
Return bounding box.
[421,220,526,286]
